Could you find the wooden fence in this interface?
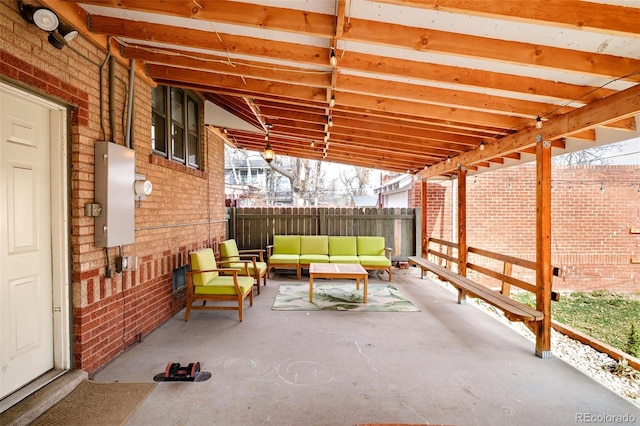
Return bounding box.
[225,207,418,262]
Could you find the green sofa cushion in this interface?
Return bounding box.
[300,235,329,255]
[269,254,299,264]
[328,236,357,256]
[273,235,301,255]
[357,236,386,256]
[190,248,219,284]
[300,254,330,264]
[359,255,391,267]
[194,275,254,295]
[329,255,360,264]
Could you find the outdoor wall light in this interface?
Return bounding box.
[20,2,59,32]
[479,141,485,151]
[329,95,336,108]
[48,25,79,49]
[19,1,79,50]
[263,141,274,163]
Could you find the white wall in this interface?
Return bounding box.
[385,192,408,208]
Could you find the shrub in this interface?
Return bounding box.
[626,322,640,358]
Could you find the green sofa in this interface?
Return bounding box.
[267,235,393,280]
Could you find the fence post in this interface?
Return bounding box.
[319,208,326,235]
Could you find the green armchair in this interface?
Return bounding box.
[220,239,268,295]
[185,248,255,321]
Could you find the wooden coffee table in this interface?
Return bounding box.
[308,263,369,303]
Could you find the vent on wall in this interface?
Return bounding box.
[172,265,188,293]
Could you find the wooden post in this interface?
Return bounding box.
[536,137,553,358]
[501,262,513,297]
[457,168,468,304]
[421,180,428,258]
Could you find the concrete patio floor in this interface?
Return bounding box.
[6,268,638,426]
[83,268,639,425]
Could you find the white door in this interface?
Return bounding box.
[0,88,55,398]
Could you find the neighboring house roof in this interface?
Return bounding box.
[374,174,414,195]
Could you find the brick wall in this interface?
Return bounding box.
[417,164,640,293]
[2,2,226,373]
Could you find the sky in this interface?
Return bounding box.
[605,137,640,165]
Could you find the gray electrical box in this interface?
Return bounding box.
[94,142,135,247]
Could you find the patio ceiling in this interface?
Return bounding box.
[43,0,640,177]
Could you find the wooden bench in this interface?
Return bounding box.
[408,237,561,326]
[408,256,542,322]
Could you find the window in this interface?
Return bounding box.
[152,86,200,169]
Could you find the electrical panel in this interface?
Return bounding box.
[94,142,135,247]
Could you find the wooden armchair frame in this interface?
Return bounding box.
[185,249,255,321]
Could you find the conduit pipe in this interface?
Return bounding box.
[125,59,135,149]
[109,55,116,142]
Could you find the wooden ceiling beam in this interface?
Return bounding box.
[331,110,502,139]
[87,15,330,67]
[78,0,640,81]
[336,53,617,103]
[331,116,481,147]
[375,0,640,38]
[420,82,640,179]
[336,92,526,129]
[341,18,640,82]
[329,126,468,154]
[146,65,327,103]
[74,0,335,36]
[336,74,574,118]
[121,45,331,87]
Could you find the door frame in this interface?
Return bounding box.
[0,81,71,399]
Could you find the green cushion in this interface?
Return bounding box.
[193,275,254,295]
[329,255,360,264]
[357,236,386,256]
[300,235,328,255]
[273,235,300,255]
[329,236,357,256]
[190,248,218,285]
[220,239,240,262]
[359,255,391,267]
[269,254,299,264]
[299,254,330,264]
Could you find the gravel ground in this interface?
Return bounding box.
[550,330,640,407]
[473,300,640,408]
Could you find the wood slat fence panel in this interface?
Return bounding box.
[226,207,416,261]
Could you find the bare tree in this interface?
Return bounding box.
[553,142,626,165]
[267,157,326,206]
[225,145,379,206]
[339,166,371,197]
